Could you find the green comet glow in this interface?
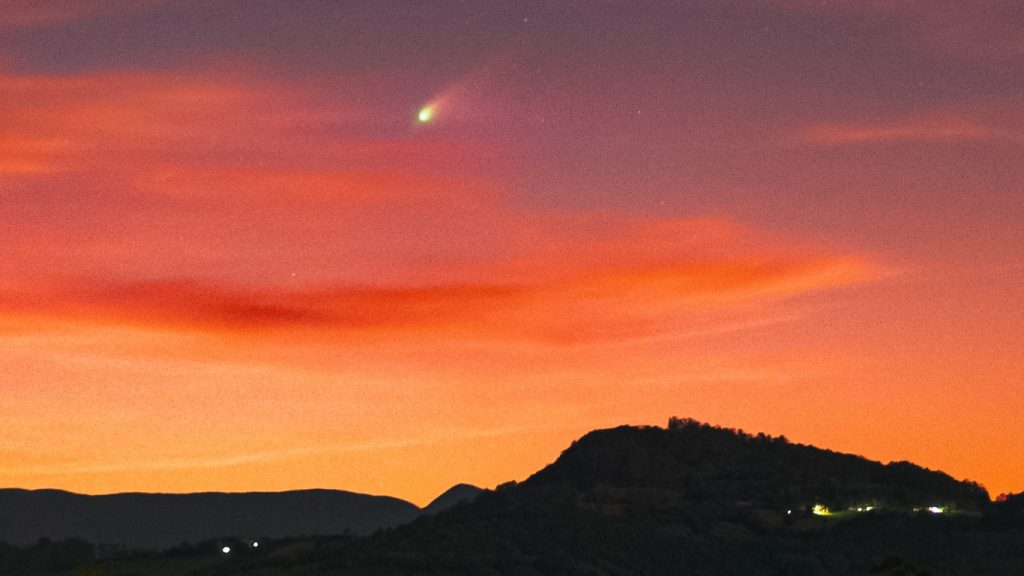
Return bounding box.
[418,107,433,123]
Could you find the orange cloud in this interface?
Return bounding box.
[0,66,499,179]
[799,115,989,145]
[0,65,507,290]
[3,216,876,346]
[0,69,359,173]
[0,63,878,345]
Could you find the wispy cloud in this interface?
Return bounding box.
[799,115,989,145]
[0,426,536,476]
[0,68,369,174]
[3,216,876,346]
[0,65,500,288]
[0,63,880,347]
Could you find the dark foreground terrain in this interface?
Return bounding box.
[0,483,482,549]
[4,419,1023,575]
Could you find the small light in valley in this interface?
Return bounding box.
[222,546,231,554]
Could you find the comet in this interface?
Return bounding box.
[416,57,505,126]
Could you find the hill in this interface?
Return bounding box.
[9,420,1024,575]
[0,488,419,550]
[527,418,990,515]
[421,484,484,517]
[193,420,1020,575]
[0,482,481,553]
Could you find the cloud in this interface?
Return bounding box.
[798,115,989,145]
[0,66,502,287]
[0,68,373,174]
[0,65,879,347]
[0,426,530,476]
[2,216,876,346]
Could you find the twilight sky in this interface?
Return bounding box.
[1,1,1021,505]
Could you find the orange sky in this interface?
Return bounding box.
[0,1,1021,505]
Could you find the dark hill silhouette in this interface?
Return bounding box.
[527,418,989,514]
[421,483,483,516]
[163,419,1017,576]
[0,484,480,550]
[8,420,1024,575]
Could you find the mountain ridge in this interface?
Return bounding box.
[4,419,1022,575]
[421,484,484,516]
[0,484,481,550]
[522,419,989,513]
[188,419,1015,575]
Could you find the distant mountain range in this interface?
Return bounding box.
[0,484,482,550]
[3,419,1023,575]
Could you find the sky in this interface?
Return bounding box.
[0,1,1021,506]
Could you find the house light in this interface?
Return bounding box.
[928,506,945,514]
[222,546,231,554]
[812,504,831,516]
